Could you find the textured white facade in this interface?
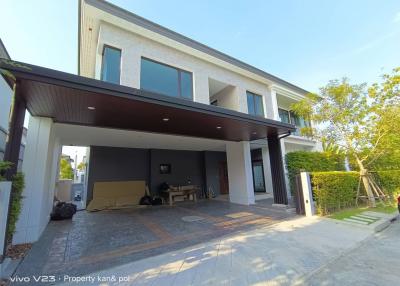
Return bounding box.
[78,0,319,205]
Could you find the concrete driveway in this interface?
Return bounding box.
[13,199,294,283]
[305,218,400,286]
[51,216,372,286]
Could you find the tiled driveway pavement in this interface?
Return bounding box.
[14,199,293,280]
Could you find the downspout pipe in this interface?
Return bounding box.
[278,131,291,140]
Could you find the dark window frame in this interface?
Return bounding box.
[278,108,290,123]
[140,57,193,100]
[246,91,264,117]
[100,44,122,84]
[278,107,311,135]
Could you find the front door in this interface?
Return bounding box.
[219,162,229,194]
[252,161,265,192]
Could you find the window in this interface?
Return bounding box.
[278,108,290,124]
[140,58,193,100]
[246,91,264,117]
[279,108,310,135]
[290,111,309,128]
[101,46,121,84]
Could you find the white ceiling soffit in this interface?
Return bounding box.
[54,123,227,151]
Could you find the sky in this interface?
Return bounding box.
[1,0,399,93]
[1,0,399,164]
[0,0,400,91]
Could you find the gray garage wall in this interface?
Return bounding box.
[87,146,226,202]
[149,149,204,194]
[87,146,150,202]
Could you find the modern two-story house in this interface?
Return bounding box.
[78,0,319,199]
[1,0,318,245]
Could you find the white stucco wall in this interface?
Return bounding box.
[96,23,275,112]
[210,86,239,111]
[13,117,61,244]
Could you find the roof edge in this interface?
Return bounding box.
[0,38,11,60]
[83,0,310,95]
[0,58,296,133]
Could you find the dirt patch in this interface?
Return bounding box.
[6,243,32,260]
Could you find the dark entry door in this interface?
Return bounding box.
[219,162,229,194]
[252,161,266,192]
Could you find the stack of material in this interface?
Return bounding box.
[87,180,146,211]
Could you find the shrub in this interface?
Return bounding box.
[374,170,400,199]
[285,151,345,194]
[0,162,25,239]
[311,171,359,215]
[311,170,400,215]
[7,172,25,238]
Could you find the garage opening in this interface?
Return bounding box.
[57,145,90,210]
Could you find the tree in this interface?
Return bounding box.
[77,162,86,172]
[291,68,400,206]
[59,158,74,179]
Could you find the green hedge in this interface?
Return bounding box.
[0,162,25,239]
[311,171,359,215]
[285,151,345,194]
[375,170,400,197]
[311,170,400,215]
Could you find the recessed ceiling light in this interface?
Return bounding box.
[162,118,170,122]
[88,106,96,110]
[216,126,222,129]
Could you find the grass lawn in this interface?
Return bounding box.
[329,203,397,220]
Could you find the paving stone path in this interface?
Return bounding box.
[343,212,380,225]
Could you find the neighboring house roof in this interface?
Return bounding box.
[79,0,310,96]
[0,38,11,60]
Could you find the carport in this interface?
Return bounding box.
[0,58,295,249]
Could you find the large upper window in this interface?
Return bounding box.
[101,46,121,84]
[247,91,264,117]
[140,58,193,100]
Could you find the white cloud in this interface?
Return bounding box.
[394,11,400,23]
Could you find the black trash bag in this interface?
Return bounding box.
[152,197,163,205]
[51,202,77,220]
[139,195,153,205]
[159,182,170,192]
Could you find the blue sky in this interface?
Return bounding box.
[1,0,399,92]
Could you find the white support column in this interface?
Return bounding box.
[300,172,316,217]
[13,117,60,244]
[265,87,280,120]
[226,141,255,205]
[193,71,210,104]
[261,146,274,193]
[280,140,292,201]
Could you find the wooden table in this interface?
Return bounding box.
[162,185,198,206]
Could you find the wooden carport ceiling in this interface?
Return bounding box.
[1,59,295,142]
